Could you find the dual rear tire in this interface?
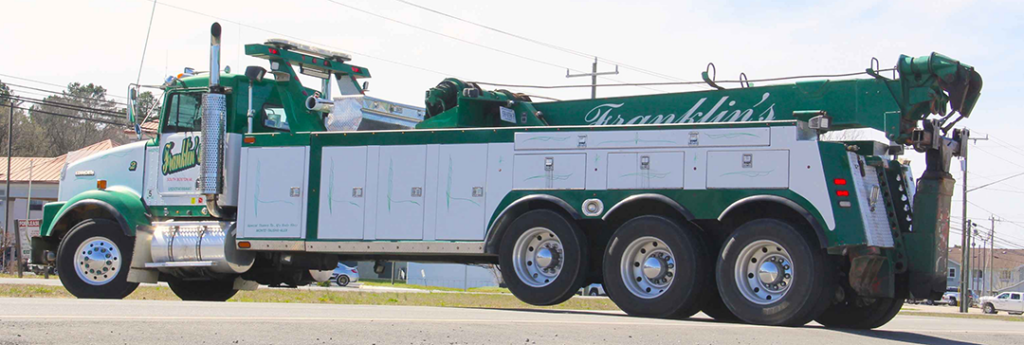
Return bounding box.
[602,216,710,318]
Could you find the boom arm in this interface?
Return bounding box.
[417,53,981,146]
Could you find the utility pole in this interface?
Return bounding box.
[4,100,16,277]
[958,128,971,313]
[989,215,996,295]
[958,131,988,313]
[566,57,619,99]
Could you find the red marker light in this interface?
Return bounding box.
[836,190,850,197]
[833,178,847,185]
[268,48,279,55]
[352,67,361,73]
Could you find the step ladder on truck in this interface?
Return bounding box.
[31,23,981,328]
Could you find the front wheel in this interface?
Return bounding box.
[56,219,138,299]
[983,303,996,314]
[498,209,588,306]
[949,297,957,307]
[167,277,238,301]
[716,219,834,326]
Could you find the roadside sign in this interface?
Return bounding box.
[17,219,41,261]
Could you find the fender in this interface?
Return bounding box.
[42,186,151,239]
[718,195,829,248]
[483,194,579,254]
[601,193,695,222]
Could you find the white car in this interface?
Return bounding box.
[581,283,605,296]
[331,263,360,287]
[980,292,1024,315]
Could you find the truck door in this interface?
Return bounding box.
[995,292,1010,311]
[1012,293,1023,313]
[144,91,205,211]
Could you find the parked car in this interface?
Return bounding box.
[331,263,360,287]
[940,287,977,307]
[980,292,1024,315]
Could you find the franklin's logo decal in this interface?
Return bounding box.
[161,137,201,175]
[583,92,776,126]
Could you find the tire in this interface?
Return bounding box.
[56,219,139,299]
[167,277,239,301]
[498,209,588,306]
[701,281,741,322]
[716,219,834,326]
[816,279,907,329]
[603,216,709,319]
[336,275,351,287]
[588,289,599,296]
[983,303,996,314]
[949,298,957,307]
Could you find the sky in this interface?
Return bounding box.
[1,0,1023,246]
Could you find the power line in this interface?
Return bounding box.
[968,171,1024,192]
[0,74,129,100]
[470,69,888,90]
[16,96,125,118]
[141,0,457,78]
[321,0,665,93]
[393,0,690,83]
[4,82,130,107]
[9,105,126,127]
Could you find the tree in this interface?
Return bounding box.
[134,91,162,124]
[30,83,126,156]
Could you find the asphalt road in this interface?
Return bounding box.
[1,298,1021,345]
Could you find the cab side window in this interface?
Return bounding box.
[262,103,290,131]
[163,93,203,133]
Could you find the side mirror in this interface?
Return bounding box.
[245,66,267,83]
[362,81,370,92]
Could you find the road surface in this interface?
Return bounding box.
[0,298,1020,344]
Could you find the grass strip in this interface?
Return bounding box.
[0,284,618,311]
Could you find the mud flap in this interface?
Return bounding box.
[849,254,894,298]
[903,174,954,300]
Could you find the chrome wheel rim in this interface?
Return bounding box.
[512,227,563,288]
[74,236,122,286]
[621,236,675,299]
[734,239,793,305]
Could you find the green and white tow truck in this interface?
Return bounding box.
[31,23,981,328]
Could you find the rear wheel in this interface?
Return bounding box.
[57,219,138,299]
[603,216,710,319]
[716,219,834,326]
[949,297,957,306]
[498,209,588,306]
[336,275,351,287]
[167,277,238,301]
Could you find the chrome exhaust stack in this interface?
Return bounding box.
[202,22,227,218]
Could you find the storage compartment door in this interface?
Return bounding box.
[318,146,368,240]
[435,144,488,240]
[643,152,685,189]
[375,145,427,240]
[606,153,638,189]
[513,154,587,190]
[707,150,789,189]
[239,147,308,238]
